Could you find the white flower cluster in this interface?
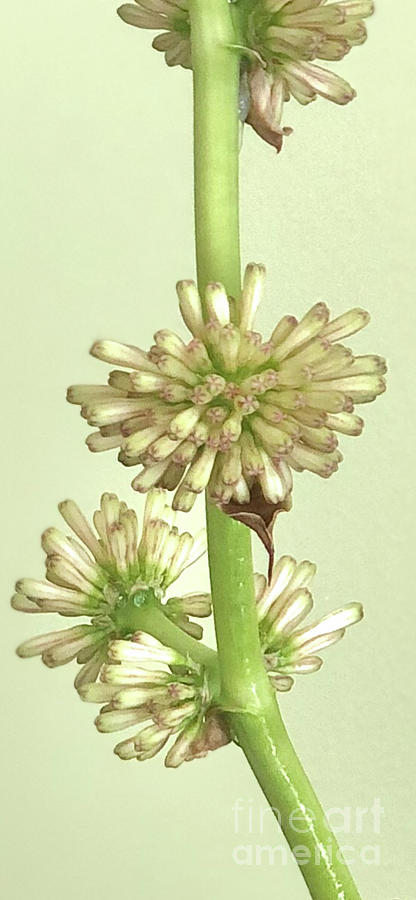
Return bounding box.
[255,554,363,691]
[13,490,208,687]
[69,264,385,511]
[80,631,229,767]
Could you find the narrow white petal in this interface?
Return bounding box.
[291,602,363,648]
[256,556,297,619]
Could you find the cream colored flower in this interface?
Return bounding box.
[117,0,191,69]
[80,631,230,767]
[114,0,372,149]
[245,0,374,149]
[255,555,363,691]
[68,264,385,511]
[13,490,209,687]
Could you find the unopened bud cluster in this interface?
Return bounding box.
[80,631,229,767]
[69,264,385,511]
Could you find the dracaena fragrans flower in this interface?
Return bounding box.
[68,264,385,511]
[117,0,191,69]
[114,0,372,151]
[13,490,209,687]
[80,631,230,767]
[255,555,363,691]
[245,0,374,150]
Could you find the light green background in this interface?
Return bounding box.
[2,1,415,898]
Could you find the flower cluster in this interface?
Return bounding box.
[255,554,363,691]
[245,0,374,150]
[13,490,209,687]
[68,264,385,511]
[115,0,373,151]
[80,631,229,767]
[117,0,191,69]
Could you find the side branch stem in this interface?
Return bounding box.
[126,603,217,671]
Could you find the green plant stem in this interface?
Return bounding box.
[127,603,217,671]
[126,602,221,699]
[189,1,363,897]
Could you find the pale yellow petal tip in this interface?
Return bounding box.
[351,601,364,624]
[90,341,104,359]
[57,499,74,517]
[76,684,89,701]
